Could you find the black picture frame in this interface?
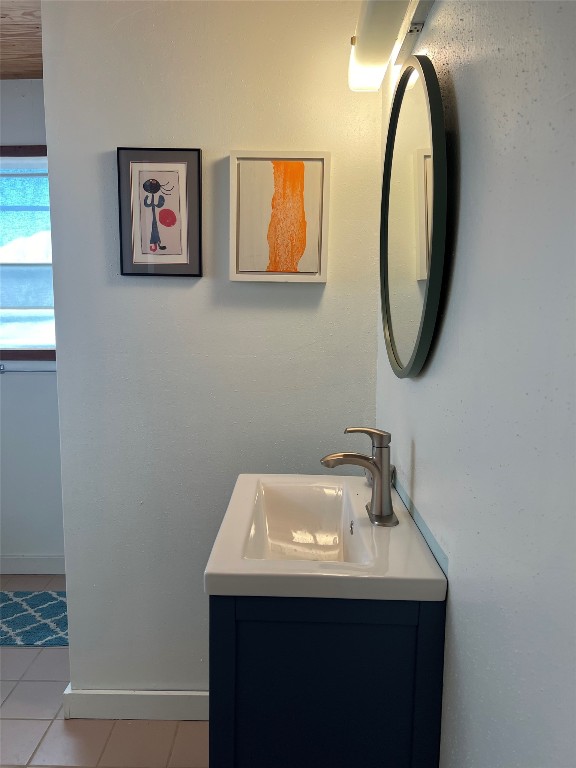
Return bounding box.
[117,147,202,276]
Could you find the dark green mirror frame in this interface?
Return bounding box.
[381,55,447,378]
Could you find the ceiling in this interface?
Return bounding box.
[0,0,42,79]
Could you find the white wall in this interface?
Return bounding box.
[0,80,46,145]
[0,79,64,574]
[378,3,576,767]
[41,0,380,704]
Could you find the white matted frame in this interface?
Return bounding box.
[230,151,330,282]
[414,147,432,282]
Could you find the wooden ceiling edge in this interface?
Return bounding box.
[0,72,43,79]
[0,0,43,80]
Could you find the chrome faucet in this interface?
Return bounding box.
[320,427,398,527]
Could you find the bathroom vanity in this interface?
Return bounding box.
[205,475,447,768]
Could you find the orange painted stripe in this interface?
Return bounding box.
[266,161,307,273]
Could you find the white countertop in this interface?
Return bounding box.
[204,474,447,601]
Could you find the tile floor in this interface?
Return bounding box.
[0,576,209,768]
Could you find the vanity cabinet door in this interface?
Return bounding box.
[210,596,444,768]
[235,617,416,768]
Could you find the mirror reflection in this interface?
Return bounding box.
[387,68,432,367]
[381,54,446,379]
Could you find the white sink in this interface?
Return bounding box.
[205,474,447,601]
[244,478,373,564]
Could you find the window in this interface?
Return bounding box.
[0,146,55,361]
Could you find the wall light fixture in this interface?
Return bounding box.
[348,0,433,92]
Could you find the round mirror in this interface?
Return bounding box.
[380,55,447,378]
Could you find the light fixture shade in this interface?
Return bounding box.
[348,43,388,92]
[348,0,410,92]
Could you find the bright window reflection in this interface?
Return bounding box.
[0,156,55,349]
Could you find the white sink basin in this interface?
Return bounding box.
[244,479,373,564]
[205,474,447,601]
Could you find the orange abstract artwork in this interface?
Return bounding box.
[266,161,307,273]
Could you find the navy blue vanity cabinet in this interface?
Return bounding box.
[209,595,446,768]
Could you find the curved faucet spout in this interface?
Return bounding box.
[320,451,376,475]
[320,433,399,528]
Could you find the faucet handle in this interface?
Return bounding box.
[344,427,391,449]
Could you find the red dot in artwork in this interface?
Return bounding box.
[159,208,177,227]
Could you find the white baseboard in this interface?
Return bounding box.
[62,685,209,720]
[1,555,65,575]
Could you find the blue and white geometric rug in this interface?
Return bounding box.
[0,591,68,646]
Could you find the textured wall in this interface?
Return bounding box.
[378,3,576,766]
[41,1,380,692]
[0,80,64,570]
